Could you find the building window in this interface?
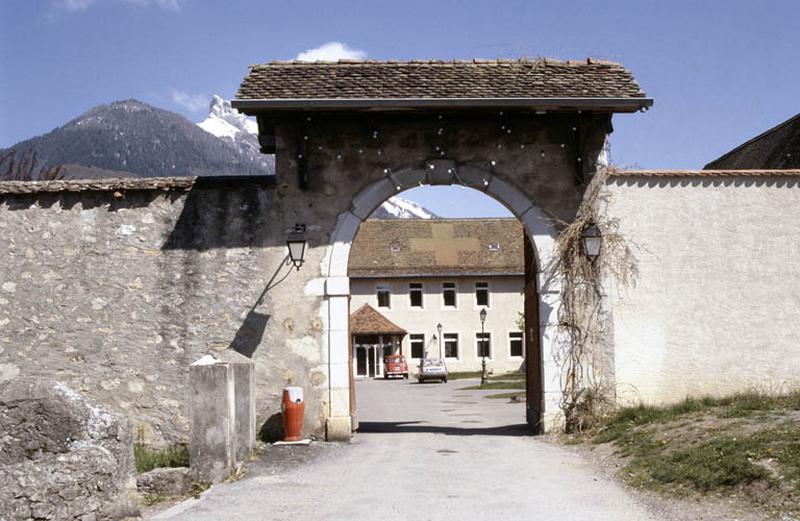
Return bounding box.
[376,285,390,308]
[410,334,425,359]
[442,282,457,308]
[509,331,524,357]
[476,332,491,358]
[409,283,423,308]
[443,333,459,359]
[475,281,489,307]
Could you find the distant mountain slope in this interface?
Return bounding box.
[4,99,271,178]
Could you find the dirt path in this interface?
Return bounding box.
[153,378,669,521]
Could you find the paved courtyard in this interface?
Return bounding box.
[155,378,666,521]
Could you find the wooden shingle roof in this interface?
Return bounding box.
[350,304,407,336]
[233,59,651,112]
[348,218,524,278]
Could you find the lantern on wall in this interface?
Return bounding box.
[581,223,602,260]
[287,224,308,270]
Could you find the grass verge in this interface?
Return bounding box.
[583,391,800,515]
[461,380,526,391]
[134,443,190,474]
[484,391,526,400]
[446,371,483,380]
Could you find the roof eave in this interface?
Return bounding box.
[349,271,525,278]
[232,97,653,115]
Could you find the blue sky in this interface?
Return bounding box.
[1,0,798,216]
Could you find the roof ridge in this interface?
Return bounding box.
[253,58,626,68]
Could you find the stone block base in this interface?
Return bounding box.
[325,416,353,441]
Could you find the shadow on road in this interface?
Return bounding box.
[357,421,534,437]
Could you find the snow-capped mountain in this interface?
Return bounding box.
[198,95,258,140]
[371,196,438,219]
[197,95,273,173]
[3,99,271,178]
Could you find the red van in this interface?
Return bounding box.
[383,355,409,379]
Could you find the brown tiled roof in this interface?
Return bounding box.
[704,113,800,170]
[236,59,647,101]
[348,218,524,278]
[350,304,407,336]
[609,169,800,177]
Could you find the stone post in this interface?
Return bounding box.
[217,350,256,462]
[189,355,236,483]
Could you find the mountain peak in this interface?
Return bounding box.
[199,94,257,139]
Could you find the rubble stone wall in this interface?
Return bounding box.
[0,378,139,520]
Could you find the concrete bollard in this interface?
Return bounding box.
[216,350,256,462]
[189,354,236,483]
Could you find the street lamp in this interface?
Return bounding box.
[581,222,602,260]
[437,323,443,359]
[479,308,488,385]
[286,224,307,270]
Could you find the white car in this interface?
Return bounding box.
[418,358,448,383]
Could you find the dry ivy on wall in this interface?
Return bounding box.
[548,167,637,432]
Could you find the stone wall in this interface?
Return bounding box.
[0,178,330,444]
[604,174,800,404]
[0,378,139,520]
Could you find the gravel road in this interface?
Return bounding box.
[154,378,669,521]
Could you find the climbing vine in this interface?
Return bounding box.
[547,167,638,432]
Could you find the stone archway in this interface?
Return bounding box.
[320,164,561,441]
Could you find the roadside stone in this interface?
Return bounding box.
[136,467,192,497]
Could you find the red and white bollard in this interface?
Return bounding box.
[281,386,304,442]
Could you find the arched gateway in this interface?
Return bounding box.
[233,59,651,440]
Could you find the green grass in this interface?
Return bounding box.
[489,371,525,381]
[461,380,526,391]
[447,371,525,381]
[590,390,800,507]
[484,391,525,400]
[446,371,483,380]
[134,443,190,474]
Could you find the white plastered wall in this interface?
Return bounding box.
[319,165,562,439]
[604,176,800,405]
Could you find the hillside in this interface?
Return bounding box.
[4,99,271,178]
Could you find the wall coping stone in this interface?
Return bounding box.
[0,175,275,195]
[609,169,800,177]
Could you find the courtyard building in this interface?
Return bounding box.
[349,218,525,377]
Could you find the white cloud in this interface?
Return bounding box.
[125,0,181,10]
[170,89,207,113]
[56,0,97,11]
[52,0,182,12]
[295,42,367,62]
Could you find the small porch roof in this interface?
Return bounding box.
[350,304,407,336]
